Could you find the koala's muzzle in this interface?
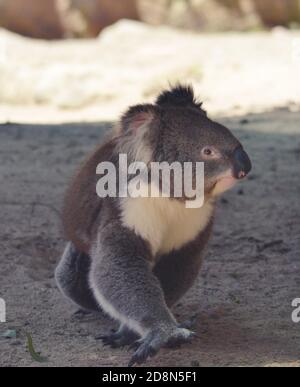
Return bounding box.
[233,147,252,179]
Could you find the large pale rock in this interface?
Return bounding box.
[0,0,64,39]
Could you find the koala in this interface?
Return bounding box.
[55,85,252,367]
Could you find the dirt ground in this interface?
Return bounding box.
[0,107,299,367]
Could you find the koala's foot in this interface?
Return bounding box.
[96,325,139,349]
[128,327,194,367]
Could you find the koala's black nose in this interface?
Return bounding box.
[233,147,252,179]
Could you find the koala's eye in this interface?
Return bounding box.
[203,148,212,156]
[202,147,215,158]
[201,146,220,160]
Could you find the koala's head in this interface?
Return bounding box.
[120,84,252,199]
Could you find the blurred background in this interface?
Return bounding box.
[2,0,300,38]
[0,0,300,122]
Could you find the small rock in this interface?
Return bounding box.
[240,119,249,125]
[2,329,17,339]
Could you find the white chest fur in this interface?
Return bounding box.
[121,196,213,257]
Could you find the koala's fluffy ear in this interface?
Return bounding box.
[156,84,207,116]
[121,104,158,133]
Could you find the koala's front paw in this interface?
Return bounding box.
[128,327,195,367]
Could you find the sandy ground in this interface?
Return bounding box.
[0,107,299,367]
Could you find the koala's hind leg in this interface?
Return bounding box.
[55,242,100,312]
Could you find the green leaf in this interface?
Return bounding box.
[25,332,48,363]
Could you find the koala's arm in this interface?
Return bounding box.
[154,221,213,308]
[89,219,177,336]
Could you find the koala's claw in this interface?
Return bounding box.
[128,327,195,367]
[128,339,158,367]
[96,327,138,349]
[128,340,141,352]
